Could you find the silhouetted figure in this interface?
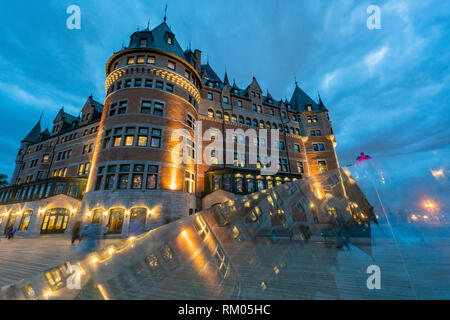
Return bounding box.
[75,223,101,257]
[7,225,16,240]
[71,220,82,246]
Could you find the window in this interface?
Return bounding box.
[237,100,243,108]
[294,144,301,152]
[117,173,129,189]
[166,83,174,93]
[223,96,229,104]
[19,210,33,231]
[151,129,161,148]
[113,136,122,147]
[127,56,135,65]
[313,143,325,151]
[137,56,145,64]
[216,111,222,120]
[124,79,132,88]
[147,56,155,64]
[207,93,213,100]
[146,165,158,189]
[167,61,176,70]
[252,104,257,112]
[270,109,275,116]
[138,128,148,147]
[279,159,288,172]
[156,81,164,90]
[139,39,147,48]
[297,161,305,174]
[282,111,287,118]
[135,78,142,87]
[132,165,144,189]
[184,171,195,193]
[144,79,153,88]
[279,141,285,151]
[239,116,244,124]
[208,108,214,118]
[318,160,328,173]
[186,114,195,129]
[153,102,164,116]
[224,113,230,122]
[167,36,173,44]
[141,100,152,114]
[310,130,322,137]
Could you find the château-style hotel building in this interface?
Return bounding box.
[0,21,338,238]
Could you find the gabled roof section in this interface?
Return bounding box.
[201,63,223,85]
[22,119,41,143]
[247,77,262,93]
[290,84,324,112]
[127,22,186,61]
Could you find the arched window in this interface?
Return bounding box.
[252,119,258,127]
[266,122,271,129]
[246,118,251,126]
[296,128,300,136]
[107,208,125,234]
[91,208,104,224]
[232,114,237,123]
[259,120,265,128]
[216,110,222,119]
[18,209,33,231]
[41,208,70,234]
[239,116,245,124]
[224,112,230,122]
[129,207,147,236]
[208,108,214,118]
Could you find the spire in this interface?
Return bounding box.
[163,4,168,23]
[224,71,229,85]
[295,76,298,87]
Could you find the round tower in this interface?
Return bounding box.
[81,22,202,236]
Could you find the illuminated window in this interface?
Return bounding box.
[124,135,134,146]
[208,108,214,118]
[146,165,158,189]
[113,136,122,147]
[224,113,230,122]
[231,114,237,123]
[184,171,195,193]
[107,208,124,234]
[137,56,145,64]
[117,174,129,189]
[147,56,155,64]
[167,61,176,70]
[318,160,327,173]
[127,56,135,65]
[310,130,322,137]
[18,210,33,231]
[297,161,304,174]
[151,129,161,148]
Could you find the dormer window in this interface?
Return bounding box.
[307,105,312,111]
[127,57,135,65]
[140,39,147,48]
[168,61,176,70]
[167,36,173,45]
[223,96,229,104]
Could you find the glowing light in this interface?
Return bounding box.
[315,187,324,200]
[310,203,315,208]
[43,289,52,299]
[70,209,77,214]
[170,183,177,190]
[108,247,115,255]
[148,209,154,216]
[129,236,136,242]
[103,211,108,217]
[423,215,429,220]
[91,257,99,264]
[38,209,45,214]
[97,284,110,300]
[86,212,92,217]
[411,214,418,221]
[181,230,188,237]
[431,169,445,179]
[125,210,130,216]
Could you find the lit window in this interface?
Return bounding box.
[146,165,158,189]
[124,135,134,146]
[147,56,155,64]
[208,108,214,118]
[318,160,327,173]
[297,161,304,174]
[113,136,122,147]
[184,171,195,193]
[137,56,145,64]
[127,57,135,65]
[168,61,176,70]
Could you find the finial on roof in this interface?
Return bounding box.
[295,77,298,87]
[137,27,140,32]
[164,4,168,22]
[207,54,210,65]
[147,20,150,29]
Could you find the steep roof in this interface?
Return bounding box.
[290,84,326,112]
[22,119,41,143]
[127,22,186,61]
[201,63,223,84]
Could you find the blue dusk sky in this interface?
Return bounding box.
[0,0,448,210]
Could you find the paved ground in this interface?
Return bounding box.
[0,236,120,288]
[0,226,449,299]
